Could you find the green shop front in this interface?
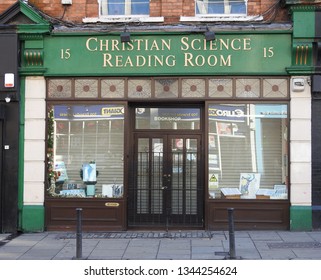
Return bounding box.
[38,31,294,231]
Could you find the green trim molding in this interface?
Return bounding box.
[290,206,312,231]
[21,205,45,232]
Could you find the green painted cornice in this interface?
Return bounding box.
[286,66,315,74]
[18,24,50,34]
[289,4,318,11]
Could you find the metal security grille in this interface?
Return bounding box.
[128,134,204,228]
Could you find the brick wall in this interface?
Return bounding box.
[0,0,18,14]
[1,0,290,24]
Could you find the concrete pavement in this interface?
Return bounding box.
[1,230,321,260]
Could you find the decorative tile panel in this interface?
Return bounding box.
[128,79,152,98]
[155,78,179,98]
[48,79,72,98]
[209,79,233,98]
[47,77,289,101]
[75,79,98,98]
[182,79,205,98]
[101,79,125,98]
[263,79,288,98]
[236,78,260,98]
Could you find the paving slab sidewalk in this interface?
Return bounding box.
[0,230,321,260]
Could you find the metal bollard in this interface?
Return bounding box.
[75,208,83,259]
[227,208,236,259]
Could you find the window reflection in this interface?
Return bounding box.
[135,107,200,130]
[47,104,124,198]
[208,104,288,200]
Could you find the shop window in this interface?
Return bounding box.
[196,0,247,16]
[47,104,125,198]
[99,0,149,16]
[208,103,288,200]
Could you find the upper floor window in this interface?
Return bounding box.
[100,0,150,16]
[196,0,247,16]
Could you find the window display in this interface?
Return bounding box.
[47,104,125,198]
[208,103,288,200]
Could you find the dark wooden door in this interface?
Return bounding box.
[128,132,204,228]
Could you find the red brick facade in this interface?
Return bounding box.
[0,0,290,24]
[0,0,17,13]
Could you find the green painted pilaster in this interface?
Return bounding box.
[292,6,316,38]
[290,206,312,231]
[18,72,45,232]
[21,206,45,232]
[14,0,50,232]
[287,5,316,75]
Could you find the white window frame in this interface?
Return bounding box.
[180,0,263,22]
[83,0,164,23]
[196,0,247,16]
[99,0,148,17]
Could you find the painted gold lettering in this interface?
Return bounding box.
[103,53,113,67]
[244,38,251,50]
[208,55,218,66]
[154,55,163,66]
[184,53,231,67]
[99,40,109,51]
[115,55,123,67]
[126,41,134,51]
[221,55,232,66]
[161,39,171,51]
[135,39,144,51]
[124,56,133,67]
[137,55,146,66]
[191,39,202,50]
[111,39,120,51]
[231,39,241,50]
[208,40,218,51]
[150,40,159,51]
[86,37,98,51]
[195,55,205,66]
[166,55,176,67]
[219,39,229,50]
[184,53,194,66]
[180,37,189,51]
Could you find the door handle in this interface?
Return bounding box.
[161,186,168,190]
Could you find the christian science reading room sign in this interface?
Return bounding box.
[44,33,291,76]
